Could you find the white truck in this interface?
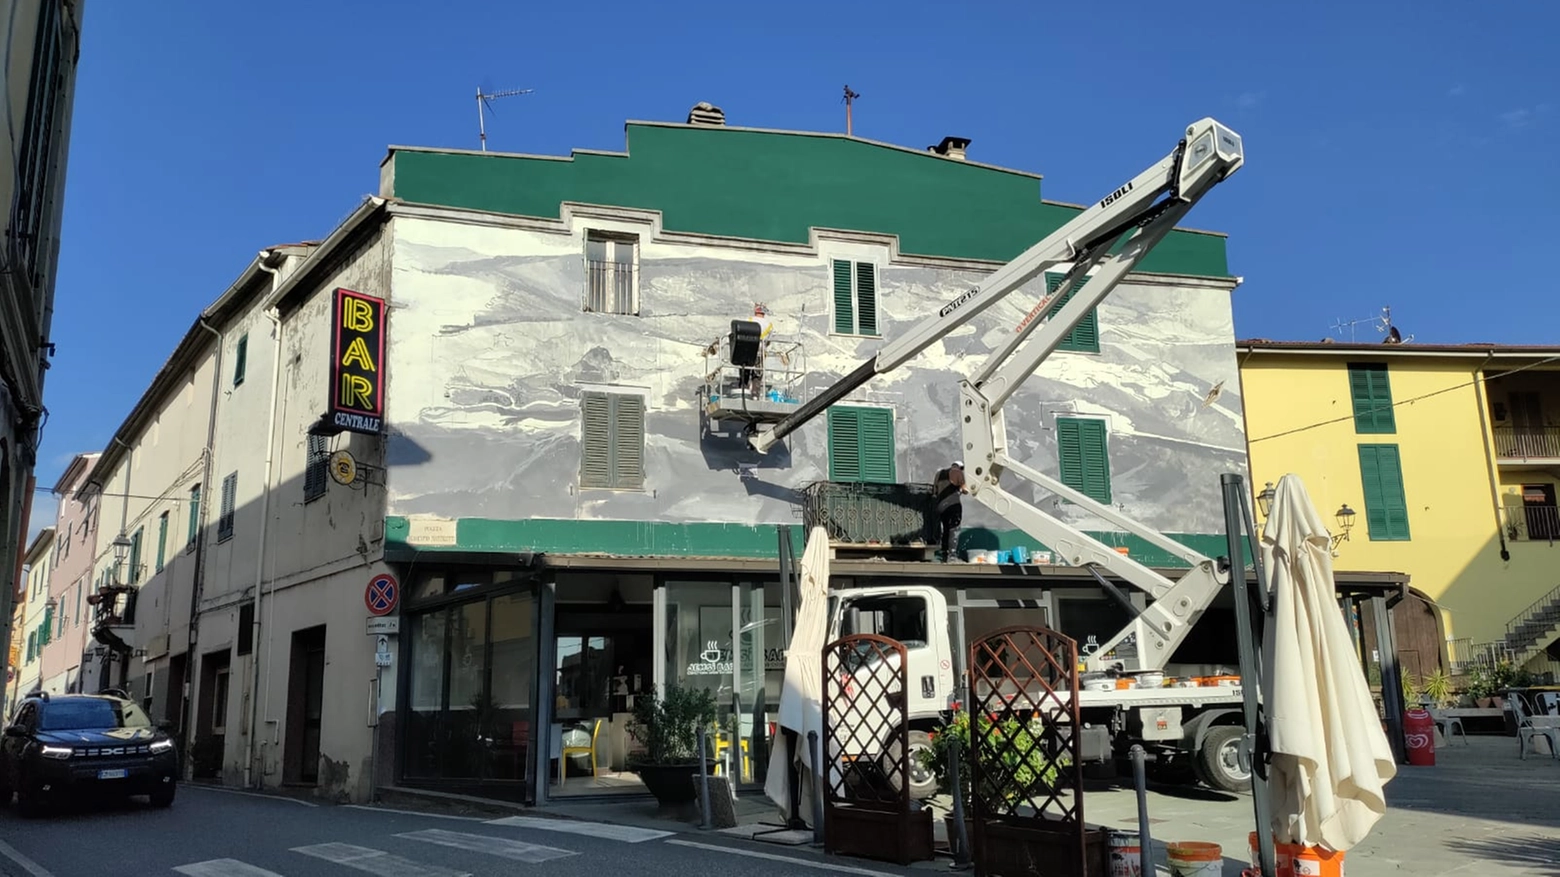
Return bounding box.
[754,118,1253,795]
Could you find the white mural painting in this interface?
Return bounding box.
[383,216,1247,537]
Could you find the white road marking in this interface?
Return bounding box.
[665,839,904,876]
[396,829,577,863]
[292,842,470,877]
[172,861,286,877]
[184,784,319,807]
[343,804,488,822]
[484,815,674,843]
[0,838,57,877]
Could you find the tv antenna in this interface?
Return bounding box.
[1329,306,1413,344]
[842,85,860,137]
[476,86,535,152]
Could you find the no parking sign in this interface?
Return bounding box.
[365,573,399,617]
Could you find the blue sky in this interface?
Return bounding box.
[24,0,1557,538]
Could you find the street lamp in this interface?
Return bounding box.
[1333,504,1357,543]
[1256,482,1276,518]
[110,532,132,583]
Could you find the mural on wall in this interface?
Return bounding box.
[384,217,1247,536]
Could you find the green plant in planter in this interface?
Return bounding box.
[625,683,718,768]
[1420,668,1453,707]
[918,710,1068,811]
[1400,671,1421,705]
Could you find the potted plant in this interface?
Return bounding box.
[1421,668,1453,708]
[625,683,718,808]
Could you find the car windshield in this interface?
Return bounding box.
[38,700,151,732]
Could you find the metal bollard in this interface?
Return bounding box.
[1130,745,1154,874]
[697,725,713,830]
[947,736,973,871]
[808,730,824,847]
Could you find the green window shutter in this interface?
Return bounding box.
[829,407,895,483]
[827,408,862,481]
[855,263,878,337]
[1347,363,1396,434]
[156,511,169,572]
[579,392,613,489]
[187,484,201,547]
[1358,444,1410,541]
[234,334,249,386]
[129,527,143,583]
[832,260,855,334]
[1044,273,1102,354]
[40,606,52,645]
[1056,416,1113,504]
[612,394,646,490]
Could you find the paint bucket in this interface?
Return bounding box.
[995,549,1013,564]
[1107,830,1142,877]
[1011,545,1031,564]
[1166,841,1222,877]
[1247,832,1345,877]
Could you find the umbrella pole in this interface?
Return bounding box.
[1220,473,1278,877]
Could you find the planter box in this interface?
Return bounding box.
[803,481,937,546]
[967,817,1108,877]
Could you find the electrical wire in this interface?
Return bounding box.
[1248,355,1560,444]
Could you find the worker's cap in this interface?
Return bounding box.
[952,460,964,468]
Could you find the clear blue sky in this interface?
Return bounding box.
[25,0,1557,537]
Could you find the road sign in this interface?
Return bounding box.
[365,574,399,617]
[366,616,400,636]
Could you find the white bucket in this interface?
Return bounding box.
[1107,830,1142,877]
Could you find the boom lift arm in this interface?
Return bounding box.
[751,119,1247,674]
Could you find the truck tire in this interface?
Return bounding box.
[1197,725,1251,794]
[883,730,940,801]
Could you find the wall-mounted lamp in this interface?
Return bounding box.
[1257,482,1276,518]
[1255,481,1357,550]
[110,532,132,585]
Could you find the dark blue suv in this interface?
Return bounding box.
[0,691,178,815]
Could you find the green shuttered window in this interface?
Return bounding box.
[1043,273,1101,354]
[155,511,168,573]
[1056,416,1112,504]
[580,391,646,490]
[187,484,201,549]
[828,406,896,483]
[129,527,143,584]
[1358,443,1410,541]
[1347,363,1395,434]
[832,259,879,337]
[234,333,249,387]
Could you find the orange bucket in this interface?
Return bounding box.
[1166,841,1221,877]
[1248,831,1346,877]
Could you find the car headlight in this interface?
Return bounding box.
[40,745,73,760]
[150,739,175,754]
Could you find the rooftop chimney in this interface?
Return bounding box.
[687,102,726,127]
[928,136,971,161]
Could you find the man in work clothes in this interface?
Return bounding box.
[934,461,967,562]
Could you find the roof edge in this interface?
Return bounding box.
[1238,339,1560,358]
[23,527,54,564]
[51,452,99,496]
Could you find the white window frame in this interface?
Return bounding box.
[583,231,640,316]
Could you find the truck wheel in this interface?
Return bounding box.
[883,731,940,800]
[1197,725,1251,794]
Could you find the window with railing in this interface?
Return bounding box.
[1494,425,1560,459]
[1506,488,1560,542]
[583,233,639,315]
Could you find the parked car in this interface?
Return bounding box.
[0,690,178,815]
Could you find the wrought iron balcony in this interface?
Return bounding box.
[1493,425,1560,460]
[1504,503,1560,543]
[802,481,938,547]
[583,260,637,315]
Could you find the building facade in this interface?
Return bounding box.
[1238,340,1560,681]
[89,106,1266,805]
[36,451,97,694]
[10,528,53,706]
[0,0,86,695]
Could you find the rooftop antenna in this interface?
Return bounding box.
[1328,306,1412,343]
[477,86,535,152]
[842,85,860,137]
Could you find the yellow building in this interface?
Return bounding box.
[1238,339,1560,680]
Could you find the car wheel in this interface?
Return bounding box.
[150,781,176,808]
[882,730,941,801]
[1197,725,1252,794]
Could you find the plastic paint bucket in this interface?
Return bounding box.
[1107,830,1142,877]
[1011,545,1031,564]
[1248,832,1345,877]
[995,549,1013,564]
[1166,841,1222,877]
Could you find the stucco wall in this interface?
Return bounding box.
[382,214,1247,540]
[40,456,99,688]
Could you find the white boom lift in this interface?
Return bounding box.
[754,118,1245,674]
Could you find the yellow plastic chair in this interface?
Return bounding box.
[713,730,751,781]
[559,718,602,782]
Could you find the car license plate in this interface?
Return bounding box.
[97,769,128,780]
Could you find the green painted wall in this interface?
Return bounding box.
[388,124,1230,278]
[383,516,1240,571]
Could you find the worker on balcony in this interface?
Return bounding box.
[934,461,967,562]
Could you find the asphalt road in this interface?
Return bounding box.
[0,784,922,877]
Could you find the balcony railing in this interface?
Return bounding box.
[802,481,938,546]
[1503,504,1560,542]
[1494,425,1560,460]
[583,260,637,315]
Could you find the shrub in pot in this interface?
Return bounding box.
[625,683,718,806]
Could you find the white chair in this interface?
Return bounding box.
[1508,693,1560,760]
[1428,707,1467,746]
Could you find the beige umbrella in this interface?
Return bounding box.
[764,525,832,823]
[1260,473,1397,851]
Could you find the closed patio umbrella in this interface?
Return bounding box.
[764,525,831,823]
[1261,474,1397,851]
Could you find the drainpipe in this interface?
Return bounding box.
[181,316,224,763]
[244,253,284,790]
[110,437,132,691]
[1471,351,1509,560]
